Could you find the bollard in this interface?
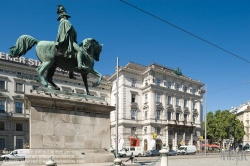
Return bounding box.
[114,157,122,166]
[159,144,168,166]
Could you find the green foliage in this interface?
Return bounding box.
[203,110,245,145]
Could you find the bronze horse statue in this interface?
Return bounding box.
[9,35,103,95]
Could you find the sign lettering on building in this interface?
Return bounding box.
[0,52,41,67]
[0,52,66,73]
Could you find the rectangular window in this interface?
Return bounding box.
[15,102,23,113]
[145,94,148,103]
[0,81,5,90]
[131,127,136,135]
[156,94,161,102]
[184,87,187,92]
[0,100,5,113]
[176,84,179,90]
[167,111,171,120]
[156,79,161,86]
[0,138,5,149]
[156,110,161,120]
[131,94,136,103]
[145,80,148,86]
[193,101,196,109]
[167,82,171,88]
[131,110,136,119]
[131,80,136,87]
[145,111,148,120]
[0,121,4,130]
[157,127,161,135]
[193,115,196,123]
[16,83,23,92]
[192,88,196,94]
[184,114,188,122]
[168,96,172,104]
[176,113,180,121]
[16,123,23,131]
[16,139,23,149]
[176,98,180,106]
[184,100,187,107]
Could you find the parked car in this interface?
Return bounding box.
[145,149,160,157]
[177,146,196,155]
[168,150,177,156]
[118,147,143,157]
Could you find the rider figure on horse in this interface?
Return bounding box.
[55,5,88,71]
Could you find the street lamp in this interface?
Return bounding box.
[204,84,207,156]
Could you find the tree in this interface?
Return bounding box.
[203,110,245,148]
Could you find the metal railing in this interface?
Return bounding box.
[148,155,162,166]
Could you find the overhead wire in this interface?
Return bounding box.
[120,0,250,64]
[208,81,250,95]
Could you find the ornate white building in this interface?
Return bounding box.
[109,62,205,152]
[230,101,250,145]
[0,52,112,150]
[0,51,205,152]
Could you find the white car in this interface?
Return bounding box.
[1,149,29,161]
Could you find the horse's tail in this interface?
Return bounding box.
[9,35,39,58]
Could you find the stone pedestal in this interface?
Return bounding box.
[24,91,115,165]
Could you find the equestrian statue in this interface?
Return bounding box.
[9,5,103,95]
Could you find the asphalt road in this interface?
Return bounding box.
[0,153,249,166]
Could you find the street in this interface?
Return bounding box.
[1,153,249,166]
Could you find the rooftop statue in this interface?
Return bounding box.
[9,5,103,95]
[173,67,183,76]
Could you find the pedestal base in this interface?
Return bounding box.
[24,149,114,165]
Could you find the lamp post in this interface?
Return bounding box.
[204,84,207,156]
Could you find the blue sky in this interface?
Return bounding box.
[1,0,250,114]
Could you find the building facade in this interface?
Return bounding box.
[230,101,250,146]
[0,52,111,150]
[109,62,205,152]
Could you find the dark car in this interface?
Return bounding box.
[145,149,160,157]
[168,150,177,156]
